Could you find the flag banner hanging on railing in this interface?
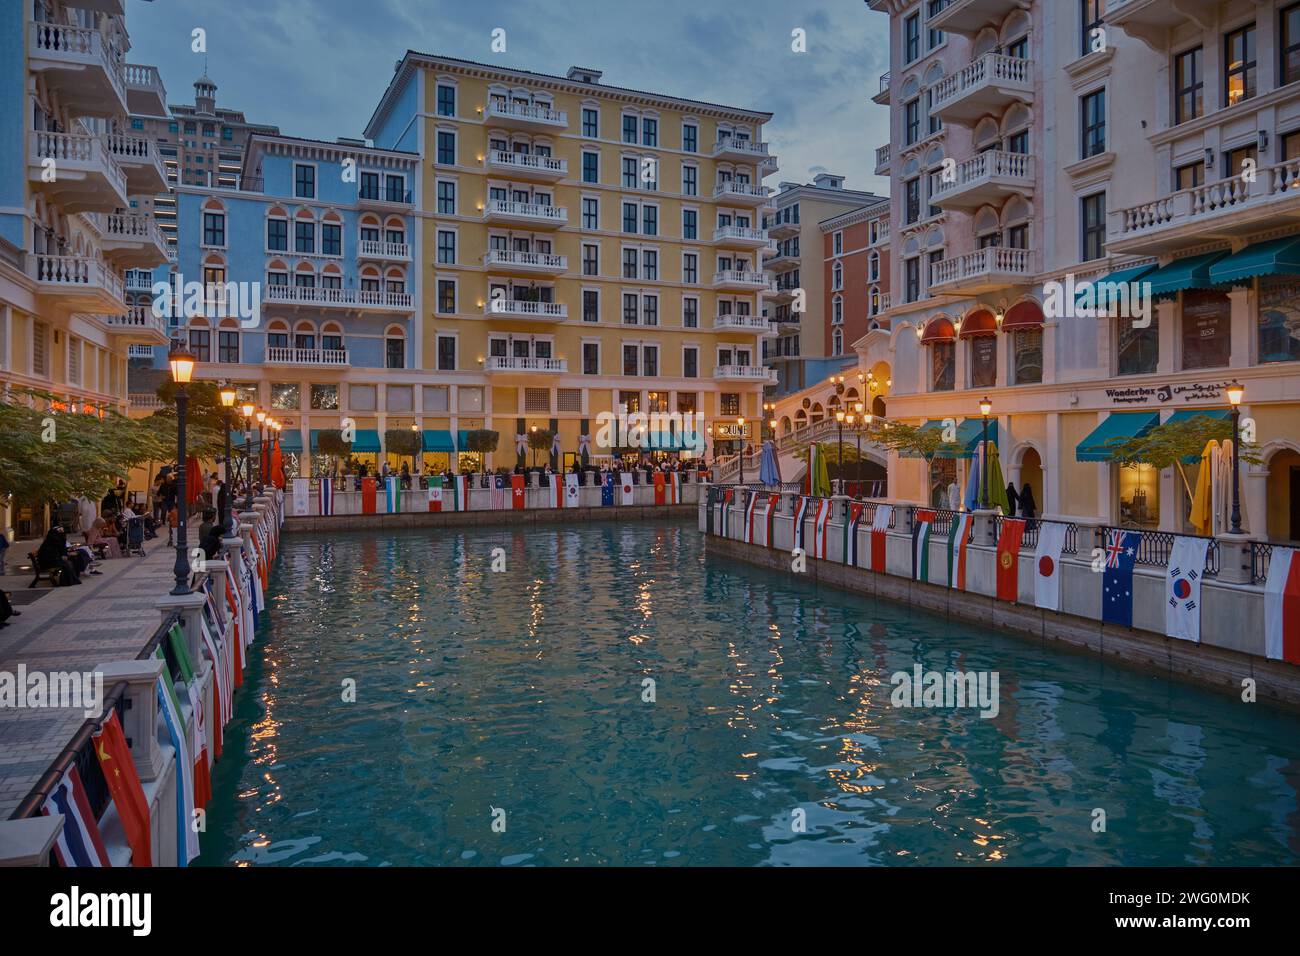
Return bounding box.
[761,494,779,548]
[947,512,973,590]
[549,475,564,509]
[93,711,150,867]
[793,496,810,552]
[319,478,334,516]
[486,474,504,509]
[1102,529,1141,627]
[871,505,892,572]
[668,472,682,504]
[1166,535,1210,643]
[166,625,210,812]
[654,472,666,505]
[744,490,760,544]
[198,613,227,760]
[811,498,832,559]
[845,502,864,567]
[996,518,1027,603]
[292,478,309,516]
[385,476,401,514]
[510,474,526,509]
[720,488,735,538]
[601,472,615,506]
[1033,521,1068,611]
[565,472,580,508]
[428,478,443,512]
[912,509,935,582]
[1264,546,1300,664]
[41,765,111,867]
[452,475,470,512]
[620,472,635,506]
[361,478,377,514]
[155,674,198,866]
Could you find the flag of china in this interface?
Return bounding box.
[996,518,1027,603]
[93,711,152,866]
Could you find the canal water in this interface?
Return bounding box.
[197,521,1300,866]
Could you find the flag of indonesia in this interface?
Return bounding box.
[870,505,892,571]
[360,477,377,514]
[792,496,810,552]
[811,498,832,559]
[996,518,1027,603]
[42,766,111,867]
[1264,546,1300,664]
[744,490,760,543]
[549,474,564,508]
[319,477,334,515]
[619,472,634,505]
[653,472,666,505]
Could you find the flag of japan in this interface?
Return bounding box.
[620,472,634,505]
[1033,521,1067,611]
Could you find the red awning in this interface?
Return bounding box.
[920,317,956,343]
[959,308,998,338]
[1002,300,1044,330]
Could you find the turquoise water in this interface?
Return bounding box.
[197,521,1300,866]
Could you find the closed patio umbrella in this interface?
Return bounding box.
[759,439,781,486]
[1189,440,1214,536]
[185,456,202,507]
[986,441,1010,514]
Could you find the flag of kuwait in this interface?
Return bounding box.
[845,502,864,566]
[1264,546,1300,664]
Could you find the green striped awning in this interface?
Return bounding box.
[1075,411,1160,462]
[1208,235,1300,285]
[309,428,381,453]
[421,429,455,452]
[1144,251,1231,298]
[1075,264,1160,311]
[905,419,997,459]
[277,430,303,453]
[1165,408,1230,425]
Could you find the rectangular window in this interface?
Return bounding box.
[1181,290,1232,370]
[1007,129,1029,154]
[437,279,456,314]
[322,223,341,256]
[683,253,698,284]
[1224,143,1257,178]
[437,180,455,214]
[437,335,456,371]
[294,163,315,198]
[437,84,456,117]
[582,197,598,230]
[642,117,657,146]
[583,151,599,183]
[623,344,639,375]
[905,178,921,224]
[1013,328,1043,385]
[437,230,456,264]
[643,295,658,326]
[623,293,639,325]
[642,206,657,236]
[904,13,920,62]
[1258,276,1300,362]
[295,220,315,254]
[1118,312,1159,376]
[360,171,379,200]
[905,257,920,303]
[1174,46,1204,124]
[683,297,698,328]
[682,165,697,196]
[1284,4,1300,86]
[682,209,697,240]
[931,340,955,391]
[622,157,638,188]
[386,338,404,370]
[218,330,239,363]
[927,0,946,49]
[622,114,638,144]
[623,202,638,233]
[642,345,658,377]
[582,243,599,276]
[1175,162,1203,191]
[437,130,455,165]
[623,248,639,279]
[682,123,697,153]
[1224,24,1257,106]
[1081,88,1106,159]
[583,342,600,374]
[582,108,598,137]
[683,346,698,378]
[905,99,920,145]
[1081,0,1104,58]
[1081,192,1106,262]
[266,218,288,251]
[583,289,599,323]
[202,212,225,246]
[720,393,740,417]
[189,328,211,362]
[642,250,658,280]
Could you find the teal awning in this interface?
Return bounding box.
[278,430,303,453]
[1075,264,1160,310]
[907,419,997,458]
[352,429,381,454]
[1165,408,1230,425]
[421,429,455,453]
[1144,251,1231,298]
[229,430,246,447]
[1208,235,1300,285]
[1076,411,1159,462]
[455,430,472,453]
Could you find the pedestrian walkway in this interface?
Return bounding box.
[0,545,177,816]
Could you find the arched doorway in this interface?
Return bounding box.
[1266,449,1300,542]
[1019,447,1043,517]
[871,396,886,418]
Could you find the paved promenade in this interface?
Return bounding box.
[0,545,178,817]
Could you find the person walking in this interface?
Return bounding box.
[1004,482,1020,518]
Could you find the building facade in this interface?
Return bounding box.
[835,0,1300,544]
[820,199,892,362]
[762,175,888,395]
[364,55,779,462]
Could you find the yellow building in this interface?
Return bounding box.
[364,55,779,466]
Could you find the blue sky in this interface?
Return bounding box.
[126,0,890,194]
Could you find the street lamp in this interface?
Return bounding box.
[219,384,236,531]
[845,413,858,495]
[530,424,538,469]
[1227,380,1245,535]
[737,417,746,486]
[167,342,196,595]
[835,410,846,483]
[979,396,993,509]
[241,402,255,511]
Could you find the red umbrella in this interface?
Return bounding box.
[271,435,286,489]
[185,456,203,507]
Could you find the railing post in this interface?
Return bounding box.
[94,657,167,783]
[0,816,64,866]
[1215,532,1252,585]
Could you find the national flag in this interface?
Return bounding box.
[667,472,683,504]
[93,711,151,866]
[1033,521,1068,611]
[428,477,444,512]
[510,474,526,509]
[490,474,508,509]
[720,488,735,537]
[620,472,634,505]
[601,472,615,506]
[1166,535,1210,643]
[549,474,564,509]
[1264,546,1300,664]
[155,674,199,865]
[41,766,111,867]
[762,494,780,548]
[912,509,935,582]
[811,498,832,559]
[198,613,227,759]
[744,490,760,544]
[995,518,1027,603]
[385,475,401,513]
[845,502,864,566]
[564,473,580,508]
[792,496,810,552]
[653,472,666,505]
[318,477,334,516]
[451,474,470,512]
[291,477,309,516]
[870,505,892,572]
[361,477,377,514]
[1102,529,1141,627]
[947,512,973,589]
[166,625,211,810]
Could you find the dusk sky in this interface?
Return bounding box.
[125,0,891,195]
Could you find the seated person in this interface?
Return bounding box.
[198,508,216,546]
[201,524,223,561]
[35,526,85,585]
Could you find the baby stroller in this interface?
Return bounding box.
[125,516,146,557]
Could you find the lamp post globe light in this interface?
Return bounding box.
[979,396,993,510]
[241,402,256,512]
[737,417,746,486]
[167,342,196,596]
[835,409,846,480]
[219,384,236,531]
[1227,380,1245,535]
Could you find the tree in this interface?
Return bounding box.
[384,428,421,469]
[1103,414,1259,500]
[465,430,499,454]
[863,420,960,464]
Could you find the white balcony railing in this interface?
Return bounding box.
[484,198,568,224]
[713,269,775,289]
[123,63,164,97]
[29,253,124,301]
[931,149,1034,201]
[483,299,568,319]
[264,285,413,309]
[713,181,771,202]
[30,130,128,198]
[931,53,1033,113]
[357,239,410,259]
[265,346,350,366]
[713,314,770,332]
[486,149,567,176]
[484,355,568,373]
[30,21,126,106]
[102,211,167,249]
[712,138,769,158]
[930,246,1033,287]
[486,100,568,126]
[483,250,567,271]
[713,365,778,382]
[106,303,166,338]
[713,225,770,244]
[875,144,891,169]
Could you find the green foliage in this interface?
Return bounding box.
[384,428,422,458]
[863,420,958,463]
[526,429,554,452]
[1104,415,1259,470]
[466,430,499,454]
[316,429,352,460]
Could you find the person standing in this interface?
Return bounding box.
[1004,482,1019,517]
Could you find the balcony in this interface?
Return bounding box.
[28,131,128,213]
[929,246,1034,295]
[483,356,568,374]
[768,284,799,305]
[764,247,798,269]
[767,216,800,239]
[713,181,771,206]
[123,64,167,116]
[28,21,127,118]
[97,212,169,268]
[713,314,773,334]
[482,249,567,275]
[875,143,891,176]
[484,148,567,181]
[74,0,124,14]
[104,302,168,345]
[482,299,567,321]
[713,225,770,248]
[1108,158,1300,254]
[358,239,411,261]
[713,269,775,292]
[485,99,568,131]
[1106,0,1218,51]
[713,365,779,383]
[931,150,1035,210]
[28,254,126,315]
[104,132,168,195]
[124,269,154,292]
[711,138,770,163]
[483,198,567,229]
[931,53,1033,125]
[263,285,414,311]
[872,72,891,106]
[265,346,350,366]
[931,0,1033,37]
[356,187,412,209]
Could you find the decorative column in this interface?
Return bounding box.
[95,657,167,783]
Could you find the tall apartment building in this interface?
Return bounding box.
[130,71,280,247]
[843,0,1300,541]
[2,0,171,531]
[761,175,887,395]
[821,198,891,363]
[364,54,779,462]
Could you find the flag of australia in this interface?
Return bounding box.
[601,472,615,506]
[1102,528,1141,627]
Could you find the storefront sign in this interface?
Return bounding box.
[1104,381,1232,405]
[713,423,753,440]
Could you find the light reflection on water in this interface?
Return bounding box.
[197,522,1300,867]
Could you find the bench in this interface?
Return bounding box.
[27,552,60,588]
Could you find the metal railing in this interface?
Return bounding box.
[1250,541,1273,585]
[1095,526,1219,576]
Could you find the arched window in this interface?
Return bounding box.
[868,251,880,282]
[321,322,344,356]
[832,262,843,290]
[833,328,843,355]
[385,324,406,370]
[832,295,843,325]
[294,320,317,351]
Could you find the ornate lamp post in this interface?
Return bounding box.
[979,395,993,509]
[737,416,746,486]
[835,409,846,480]
[219,384,236,531]
[167,342,196,595]
[845,412,857,496]
[530,424,538,469]
[240,402,256,511]
[1227,380,1245,535]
